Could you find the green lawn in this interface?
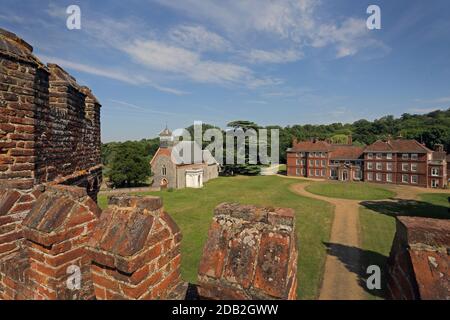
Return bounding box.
[98,175,333,300]
[359,192,450,299]
[306,181,395,200]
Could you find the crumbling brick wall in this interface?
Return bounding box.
[197,203,298,300]
[386,216,449,300]
[0,28,102,200]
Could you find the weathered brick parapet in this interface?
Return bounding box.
[0,188,41,258]
[0,185,100,299]
[0,28,102,199]
[386,216,450,300]
[197,203,298,300]
[86,195,186,300]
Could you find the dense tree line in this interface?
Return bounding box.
[102,108,450,186]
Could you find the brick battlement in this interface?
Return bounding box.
[197,203,298,300]
[386,216,450,300]
[0,28,102,197]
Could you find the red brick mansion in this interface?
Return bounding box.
[287,138,448,189]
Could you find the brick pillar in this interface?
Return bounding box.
[386,216,449,300]
[21,185,100,299]
[198,203,298,300]
[86,195,185,300]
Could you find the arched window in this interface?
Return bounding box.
[162,165,167,176]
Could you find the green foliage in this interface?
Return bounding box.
[104,141,152,188]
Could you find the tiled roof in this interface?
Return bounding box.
[329,145,364,160]
[365,139,431,153]
[289,140,332,152]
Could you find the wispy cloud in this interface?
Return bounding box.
[168,25,231,52]
[39,55,188,95]
[123,39,277,87]
[153,0,389,59]
[244,49,303,64]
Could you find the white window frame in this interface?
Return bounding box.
[367,173,373,181]
[376,173,382,181]
[411,175,418,184]
[309,160,313,166]
[322,160,326,166]
[402,163,408,171]
[386,153,393,160]
[402,154,409,160]
[402,174,408,183]
[376,162,382,171]
[296,168,300,176]
[386,162,393,171]
[431,179,439,188]
[367,162,373,170]
[376,153,382,159]
[431,168,439,176]
[386,173,393,182]
[315,169,320,176]
[411,153,418,160]
[315,160,320,167]
[367,153,373,159]
[411,163,417,172]
[296,159,301,165]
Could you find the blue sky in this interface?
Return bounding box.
[1,0,450,142]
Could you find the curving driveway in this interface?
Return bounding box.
[290,180,450,300]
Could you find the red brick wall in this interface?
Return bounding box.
[0,29,102,198]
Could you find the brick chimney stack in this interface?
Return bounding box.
[434,144,444,152]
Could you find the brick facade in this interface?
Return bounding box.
[287,138,448,188]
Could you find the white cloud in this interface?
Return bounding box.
[169,25,231,52]
[123,39,276,87]
[39,55,188,95]
[154,0,388,59]
[245,49,303,64]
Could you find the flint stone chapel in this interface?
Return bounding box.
[150,127,220,189]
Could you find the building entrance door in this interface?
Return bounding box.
[342,170,348,181]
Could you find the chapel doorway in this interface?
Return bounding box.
[160,178,168,189]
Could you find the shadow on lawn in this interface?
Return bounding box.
[360,198,450,220]
[323,242,388,299]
